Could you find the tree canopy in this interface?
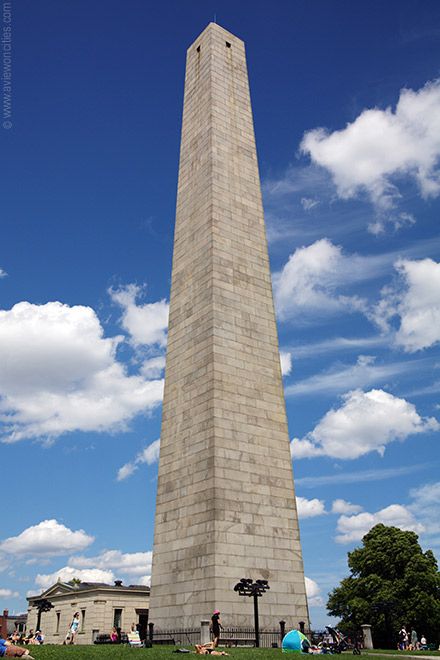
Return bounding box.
[327,524,440,648]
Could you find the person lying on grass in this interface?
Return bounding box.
[0,639,35,659]
[195,642,229,655]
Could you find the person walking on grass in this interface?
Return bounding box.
[410,629,418,650]
[210,610,223,648]
[63,611,80,645]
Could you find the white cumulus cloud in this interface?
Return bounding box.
[140,356,166,378]
[0,301,164,442]
[109,284,169,348]
[291,389,438,459]
[410,481,440,506]
[296,496,326,518]
[335,504,425,544]
[0,588,19,598]
[272,239,392,322]
[273,239,359,321]
[69,550,152,577]
[0,520,94,557]
[409,481,440,539]
[305,576,324,607]
[117,438,161,481]
[280,351,292,376]
[301,79,440,220]
[35,567,114,592]
[331,499,363,515]
[375,258,440,352]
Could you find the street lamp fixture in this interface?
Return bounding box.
[233,578,270,647]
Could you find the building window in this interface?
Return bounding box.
[56,612,60,633]
[113,609,122,629]
[81,609,86,632]
[196,45,200,53]
[225,41,231,48]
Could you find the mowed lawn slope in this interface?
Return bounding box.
[20,647,440,659]
[23,646,282,659]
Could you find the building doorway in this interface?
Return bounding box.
[136,610,148,641]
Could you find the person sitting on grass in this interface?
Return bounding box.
[31,632,44,646]
[23,631,34,646]
[195,642,229,655]
[127,623,142,647]
[0,638,35,659]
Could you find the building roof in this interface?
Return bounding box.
[27,580,150,603]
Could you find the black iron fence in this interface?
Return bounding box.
[151,627,200,646]
[149,625,286,648]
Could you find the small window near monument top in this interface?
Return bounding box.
[226,41,231,48]
[196,45,200,53]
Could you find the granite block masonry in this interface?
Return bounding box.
[148,22,310,630]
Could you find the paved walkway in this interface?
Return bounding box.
[363,653,437,659]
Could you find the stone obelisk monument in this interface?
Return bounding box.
[148,23,309,630]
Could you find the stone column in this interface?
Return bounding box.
[148,21,309,630]
[200,620,210,646]
[362,624,373,649]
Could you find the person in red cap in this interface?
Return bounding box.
[210,610,223,648]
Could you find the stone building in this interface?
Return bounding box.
[27,581,149,645]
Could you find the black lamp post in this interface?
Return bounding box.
[233,578,270,648]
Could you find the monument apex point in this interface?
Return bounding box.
[187,22,244,51]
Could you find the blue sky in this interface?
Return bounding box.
[1,0,440,630]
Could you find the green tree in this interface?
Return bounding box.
[33,598,54,631]
[327,524,440,648]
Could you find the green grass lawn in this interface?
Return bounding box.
[23,647,440,660]
[25,645,282,659]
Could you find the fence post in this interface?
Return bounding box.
[280,620,286,644]
[200,620,210,645]
[361,624,373,649]
[200,619,211,644]
[148,622,154,642]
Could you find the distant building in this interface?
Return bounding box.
[0,610,27,637]
[27,581,149,645]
